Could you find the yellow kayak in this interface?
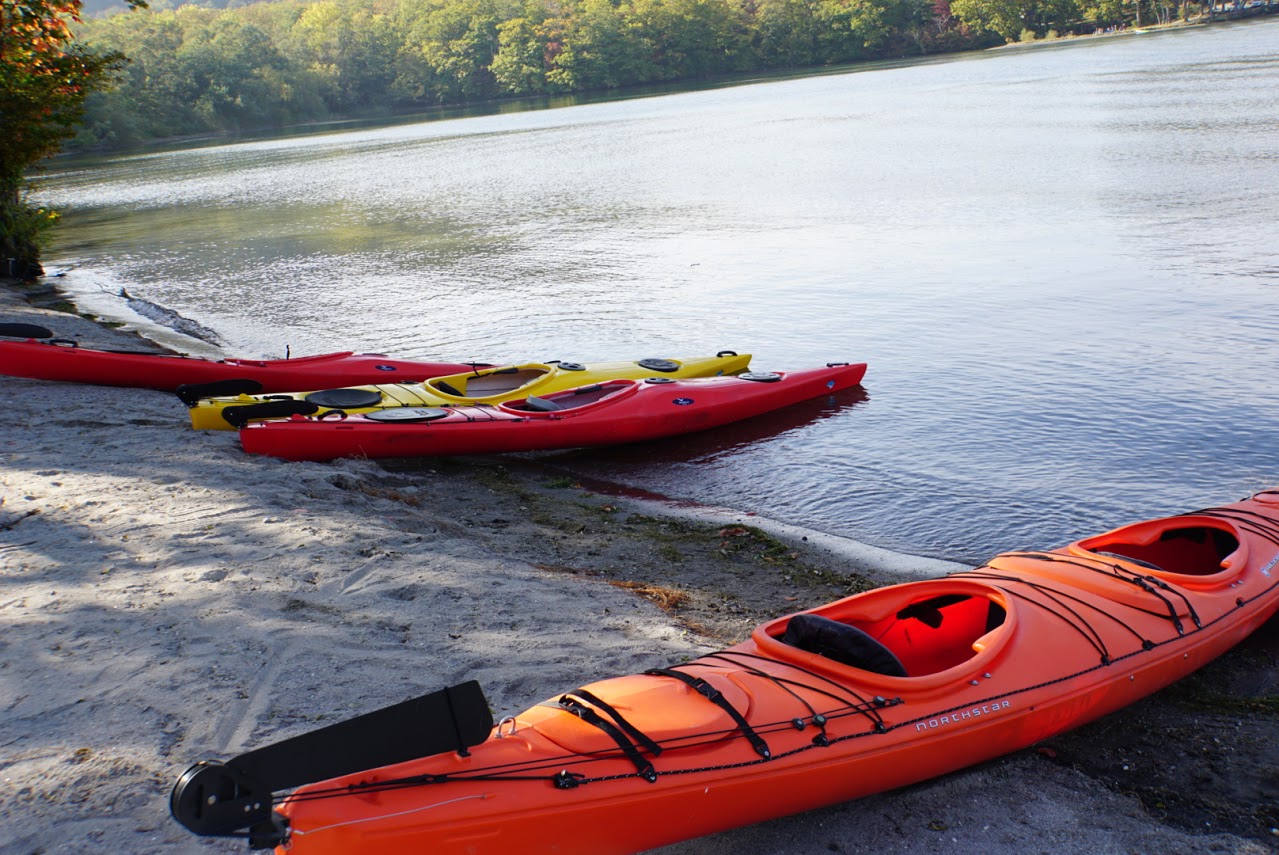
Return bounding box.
[189,352,751,430]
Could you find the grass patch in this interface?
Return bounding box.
[609,580,690,612]
[1177,689,1279,716]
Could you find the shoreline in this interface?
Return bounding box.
[2,283,1276,853]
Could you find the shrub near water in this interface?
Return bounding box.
[0,203,59,278]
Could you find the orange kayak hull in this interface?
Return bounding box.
[182,493,1279,854]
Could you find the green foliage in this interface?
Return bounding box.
[551,0,657,89]
[68,0,995,148]
[753,0,823,67]
[1080,0,1128,24]
[491,15,549,93]
[950,0,1082,40]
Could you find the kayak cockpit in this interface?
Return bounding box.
[502,381,639,415]
[753,582,1013,687]
[1070,517,1244,587]
[427,365,551,399]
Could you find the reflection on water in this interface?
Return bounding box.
[552,386,870,467]
[35,20,1279,563]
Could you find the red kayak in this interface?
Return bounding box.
[0,335,486,395]
[239,363,868,461]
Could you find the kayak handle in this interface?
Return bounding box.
[170,761,281,846]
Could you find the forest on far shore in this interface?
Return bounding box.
[72,0,1235,149]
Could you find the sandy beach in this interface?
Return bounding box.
[2,283,1276,855]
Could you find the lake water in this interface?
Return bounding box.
[35,20,1279,564]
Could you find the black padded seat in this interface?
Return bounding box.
[522,395,563,412]
[781,614,907,677]
[304,388,385,409]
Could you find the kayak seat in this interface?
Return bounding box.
[465,368,546,395]
[522,395,563,412]
[781,614,907,677]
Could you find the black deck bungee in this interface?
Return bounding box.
[646,667,772,759]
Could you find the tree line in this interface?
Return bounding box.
[72,0,989,148]
[73,0,1233,151]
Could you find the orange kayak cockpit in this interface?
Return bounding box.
[752,580,1015,690]
[1068,515,1247,588]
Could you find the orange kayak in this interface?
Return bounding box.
[171,492,1279,853]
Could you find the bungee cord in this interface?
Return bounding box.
[951,568,1129,661]
[1197,505,1279,545]
[998,551,1198,632]
[693,650,901,735]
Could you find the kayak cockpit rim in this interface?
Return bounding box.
[1068,514,1246,588]
[753,580,1015,689]
[427,365,553,399]
[501,380,641,416]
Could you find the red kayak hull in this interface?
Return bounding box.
[0,338,482,393]
[239,363,868,461]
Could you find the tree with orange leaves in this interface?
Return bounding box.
[0,0,143,277]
